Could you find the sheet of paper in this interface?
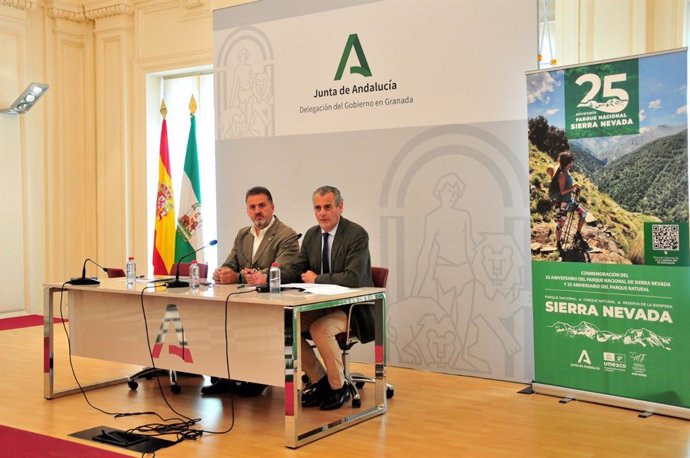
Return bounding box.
[134,276,173,283]
[283,283,357,295]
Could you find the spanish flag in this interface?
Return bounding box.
[152,100,176,275]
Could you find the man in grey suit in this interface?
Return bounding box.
[282,185,373,410]
[202,186,299,395]
[214,186,299,286]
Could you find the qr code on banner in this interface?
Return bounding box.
[652,224,680,251]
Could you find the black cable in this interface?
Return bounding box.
[58,282,256,442]
[194,288,257,436]
[57,283,180,424]
[134,286,256,436]
[130,285,203,440]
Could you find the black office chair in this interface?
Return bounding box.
[107,267,182,393]
[337,267,394,407]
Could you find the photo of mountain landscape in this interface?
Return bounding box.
[527,51,688,264]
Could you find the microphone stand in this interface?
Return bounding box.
[69,258,109,285]
[166,240,217,288]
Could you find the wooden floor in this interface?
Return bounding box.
[2,323,690,457]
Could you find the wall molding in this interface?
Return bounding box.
[0,0,36,10]
[85,1,134,20]
[44,1,134,22]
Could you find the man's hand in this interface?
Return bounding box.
[301,270,317,283]
[213,266,239,284]
[244,270,267,286]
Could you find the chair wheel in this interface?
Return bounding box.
[386,387,394,399]
[171,384,182,394]
[355,381,365,389]
[127,381,138,391]
[352,398,361,408]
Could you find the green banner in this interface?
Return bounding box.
[565,58,639,139]
[527,49,689,410]
[532,261,690,407]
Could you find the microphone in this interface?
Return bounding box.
[69,258,109,285]
[166,239,218,288]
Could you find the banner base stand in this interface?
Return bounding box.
[517,384,534,395]
[532,383,690,421]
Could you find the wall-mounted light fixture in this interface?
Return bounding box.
[0,82,50,115]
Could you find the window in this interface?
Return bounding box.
[538,0,556,69]
[146,70,218,274]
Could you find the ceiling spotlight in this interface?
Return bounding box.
[1,82,50,115]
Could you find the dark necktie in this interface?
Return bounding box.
[321,232,330,274]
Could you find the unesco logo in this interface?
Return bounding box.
[603,351,626,370]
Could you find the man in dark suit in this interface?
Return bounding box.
[202,186,299,395]
[282,185,373,410]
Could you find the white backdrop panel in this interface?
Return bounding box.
[214,0,536,382]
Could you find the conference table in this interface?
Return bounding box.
[43,278,387,447]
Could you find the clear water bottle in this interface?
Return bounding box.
[126,256,136,285]
[269,262,281,295]
[190,260,200,291]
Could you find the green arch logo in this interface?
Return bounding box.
[334,34,372,81]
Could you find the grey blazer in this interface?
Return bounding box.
[282,217,373,288]
[221,216,299,274]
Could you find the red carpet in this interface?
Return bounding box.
[0,315,64,331]
[0,424,130,457]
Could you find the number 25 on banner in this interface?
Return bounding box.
[565,58,639,139]
[576,73,629,113]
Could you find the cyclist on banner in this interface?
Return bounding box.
[548,151,587,251]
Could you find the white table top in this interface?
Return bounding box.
[46,278,385,307]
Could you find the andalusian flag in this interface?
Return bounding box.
[152,100,176,275]
[174,96,204,262]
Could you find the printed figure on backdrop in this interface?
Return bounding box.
[251,72,273,135]
[217,35,275,140]
[381,125,532,381]
[409,173,486,370]
[230,48,254,121]
[469,233,528,373]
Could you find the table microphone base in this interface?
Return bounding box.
[69,277,100,286]
[165,279,189,288]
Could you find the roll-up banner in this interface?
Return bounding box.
[527,49,690,413]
